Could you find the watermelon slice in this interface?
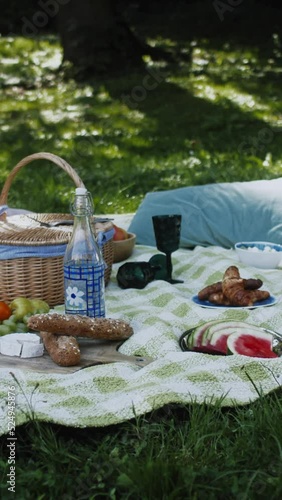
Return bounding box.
[183,320,280,358]
[227,331,278,358]
[201,321,263,347]
[188,320,220,351]
[207,329,237,354]
[208,325,268,355]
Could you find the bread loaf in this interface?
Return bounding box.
[28,313,133,340]
[41,332,81,366]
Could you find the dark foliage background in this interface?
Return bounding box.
[1,0,282,39]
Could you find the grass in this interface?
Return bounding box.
[1,391,282,499]
[0,4,282,214]
[1,2,282,498]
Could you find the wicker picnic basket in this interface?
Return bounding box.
[0,152,114,306]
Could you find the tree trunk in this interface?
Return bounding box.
[56,0,144,77]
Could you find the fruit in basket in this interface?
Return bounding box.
[0,301,12,321]
[113,224,128,241]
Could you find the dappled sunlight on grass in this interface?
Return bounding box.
[0,33,282,213]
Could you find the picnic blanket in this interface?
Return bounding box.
[1,244,282,436]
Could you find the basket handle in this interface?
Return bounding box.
[0,152,85,220]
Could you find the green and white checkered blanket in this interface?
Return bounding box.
[1,244,282,436]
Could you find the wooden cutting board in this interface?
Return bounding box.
[0,339,153,374]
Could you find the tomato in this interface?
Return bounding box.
[0,301,12,321]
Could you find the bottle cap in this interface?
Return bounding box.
[75,187,87,195]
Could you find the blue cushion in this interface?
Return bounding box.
[128,178,282,248]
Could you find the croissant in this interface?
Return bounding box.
[197,265,270,306]
[198,278,263,301]
[207,292,232,306]
[208,289,270,306]
[222,266,269,307]
[249,289,270,303]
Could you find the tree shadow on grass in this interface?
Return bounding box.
[2,65,282,214]
[1,10,282,213]
[73,70,282,190]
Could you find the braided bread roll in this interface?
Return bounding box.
[28,313,133,340]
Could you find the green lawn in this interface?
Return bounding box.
[1,3,282,498]
[0,9,282,214]
[1,393,282,499]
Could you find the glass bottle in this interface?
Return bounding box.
[63,187,105,317]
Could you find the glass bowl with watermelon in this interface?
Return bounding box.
[235,241,282,269]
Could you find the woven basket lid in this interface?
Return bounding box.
[0,153,113,247]
[0,214,72,246]
[0,213,112,247]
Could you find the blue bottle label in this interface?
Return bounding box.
[64,262,105,317]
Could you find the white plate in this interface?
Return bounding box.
[191,294,278,310]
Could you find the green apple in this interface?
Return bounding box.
[30,299,50,314]
[10,297,34,321]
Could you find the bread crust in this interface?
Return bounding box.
[28,313,133,340]
[41,332,81,366]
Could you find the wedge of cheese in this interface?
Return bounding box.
[0,333,44,358]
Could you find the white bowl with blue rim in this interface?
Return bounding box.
[235,241,282,269]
